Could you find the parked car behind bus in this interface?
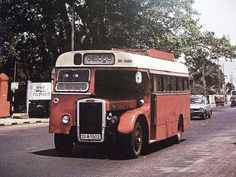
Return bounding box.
[230,95,236,107]
[190,95,212,120]
[29,100,50,118]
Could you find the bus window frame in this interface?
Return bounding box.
[151,74,189,93]
[55,68,91,92]
[94,68,150,99]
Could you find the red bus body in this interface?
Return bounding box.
[49,50,190,158]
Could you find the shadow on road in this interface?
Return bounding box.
[32,145,112,160]
[190,117,206,121]
[144,138,186,156]
[73,145,109,159]
[32,148,57,157]
[32,138,185,160]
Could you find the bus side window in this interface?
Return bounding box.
[160,76,164,91]
[187,79,190,90]
[164,76,172,92]
[186,78,190,90]
[181,78,185,91]
[178,77,183,91]
[152,75,158,93]
[176,77,179,91]
[171,77,176,91]
[140,72,149,95]
[183,78,186,91]
[169,76,172,91]
[157,75,162,92]
[182,77,189,91]
[163,76,167,92]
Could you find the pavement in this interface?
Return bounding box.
[0,113,49,126]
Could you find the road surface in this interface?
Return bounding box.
[0,106,236,177]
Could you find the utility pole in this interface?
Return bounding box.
[12,60,18,116]
[202,64,207,98]
[13,60,17,82]
[71,4,75,51]
[218,59,221,94]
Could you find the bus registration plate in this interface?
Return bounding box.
[80,134,101,140]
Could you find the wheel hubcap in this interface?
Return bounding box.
[134,127,142,152]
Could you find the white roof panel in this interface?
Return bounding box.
[55,50,189,76]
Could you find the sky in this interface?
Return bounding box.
[193,0,236,87]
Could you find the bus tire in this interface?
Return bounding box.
[173,118,183,144]
[202,112,207,120]
[54,133,73,157]
[208,110,212,119]
[124,121,143,158]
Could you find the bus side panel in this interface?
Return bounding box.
[49,94,88,134]
[182,94,191,131]
[155,93,190,141]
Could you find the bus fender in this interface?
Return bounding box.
[118,106,149,134]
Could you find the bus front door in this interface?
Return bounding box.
[150,93,157,140]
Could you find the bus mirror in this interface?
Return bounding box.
[135,71,142,84]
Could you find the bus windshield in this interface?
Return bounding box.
[95,70,147,99]
[56,69,90,92]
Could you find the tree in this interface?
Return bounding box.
[0,0,236,86]
[75,0,201,54]
[0,0,72,83]
[225,82,235,95]
[185,31,236,95]
[189,56,225,95]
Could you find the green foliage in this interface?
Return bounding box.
[76,0,200,54]
[0,0,71,83]
[0,0,235,94]
[185,31,236,95]
[225,82,235,94]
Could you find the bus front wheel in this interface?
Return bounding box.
[124,121,143,158]
[54,133,73,157]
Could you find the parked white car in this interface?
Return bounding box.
[190,95,212,119]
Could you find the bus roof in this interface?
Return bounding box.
[55,50,189,76]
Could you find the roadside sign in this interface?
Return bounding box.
[26,81,52,115]
[27,82,52,100]
[11,82,19,91]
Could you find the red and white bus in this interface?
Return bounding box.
[49,49,190,158]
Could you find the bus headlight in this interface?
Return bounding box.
[62,115,70,124]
